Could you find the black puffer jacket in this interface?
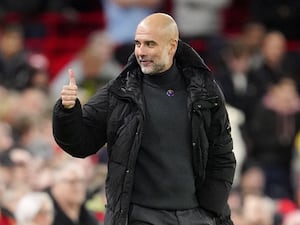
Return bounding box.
[53,41,236,225]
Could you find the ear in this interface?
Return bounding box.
[169,39,178,56]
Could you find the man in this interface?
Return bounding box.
[0,23,32,91]
[14,192,54,225]
[53,13,236,225]
[48,160,99,225]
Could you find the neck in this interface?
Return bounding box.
[59,200,81,222]
[52,190,81,222]
[143,63,179,87]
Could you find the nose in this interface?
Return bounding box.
[135,44,146,57]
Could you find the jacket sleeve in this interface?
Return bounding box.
[52,85,109,158]
[197,82,236,217]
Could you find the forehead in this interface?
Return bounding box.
[135,24,165,42]
[57,165,84,180]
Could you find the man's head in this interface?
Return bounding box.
[15,192,54,225]
[262,31,286,67]
[0,23,24,59]
[134,13,179,75]
[51,160,86,207]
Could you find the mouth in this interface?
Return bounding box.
[139,59,152,67]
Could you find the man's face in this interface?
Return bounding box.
[0,31,23,58]
[134,25,175,75]
[55,169,86,205]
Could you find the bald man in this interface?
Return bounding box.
[53,13,236,225]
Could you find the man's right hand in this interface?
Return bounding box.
[61,69,78,109]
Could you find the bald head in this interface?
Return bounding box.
[134,13,179,75]
[137,13,179,41]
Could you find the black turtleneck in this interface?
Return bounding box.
[131,63,198,210]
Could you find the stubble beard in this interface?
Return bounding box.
[140,63,166,75]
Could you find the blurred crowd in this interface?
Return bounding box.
[0,0,300,225]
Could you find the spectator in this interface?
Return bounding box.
[0,121,14,153]
[0,89,20,124]
[29,161,54,192]
[0,24,32,91]
[237,21,266,71]
[5,148,34,189]
[13,88,49,120]
[27,53,50,93]
[246,30,298,122]
[74,157,107,224]
[172,0,232,65]
[12,115,54,160]
[249,0,300,40]
[227,189,244,225]
[247,78,300,200]
[215,39,253,119]
[50,30,121,100]
[173,0,231,39]
[102,0,163,65]
[14,192,54,225]
[3,88,55,161]
[239,162,266,198]
[48,160,99,225]
[242,194,276,225]
[27,68,50,93]
[1,185,30,225]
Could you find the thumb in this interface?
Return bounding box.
[68,69,76,86]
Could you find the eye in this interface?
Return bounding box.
[135,41,141,47]
[146,41,156,48]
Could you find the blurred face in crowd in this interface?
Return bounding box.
[81,31,114,78]
[0,26,24,58]
[242,195,275,225]
[266,78,300,115]
[10,148,33,186]
[262,31,286,67]
[15,192,54,225]
[242,22,266,51]
[134,13,178,75]
[226,41,251,74]
[52,162,86,206]
[30,164,53,191]
[0,122,13,151]
[33,198,54,225]
[240,166,265,197]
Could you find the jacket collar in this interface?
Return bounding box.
[109,40,212,102]
[123,40,210,72]
[175,40,210,72]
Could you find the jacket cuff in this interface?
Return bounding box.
[58,98,81,112]
[197,178,231,215]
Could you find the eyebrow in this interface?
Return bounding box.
[135,40,157,45]
[146,40,156,45]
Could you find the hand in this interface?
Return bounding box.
[61,69,78,109]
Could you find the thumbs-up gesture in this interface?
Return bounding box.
[61,69,78,109]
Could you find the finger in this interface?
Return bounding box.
[62,100,76,109]
[68,69,76,86]
[62,95,77,102]
[62,84,78,92]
